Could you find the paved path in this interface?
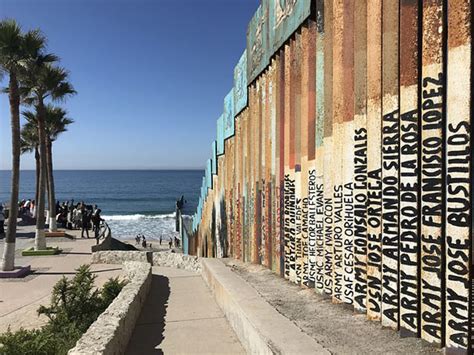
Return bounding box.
[127,266,244,355]
[0,226,122,332]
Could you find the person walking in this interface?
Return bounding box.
[92,209,104,244]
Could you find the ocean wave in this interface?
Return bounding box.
[103,213,176,221]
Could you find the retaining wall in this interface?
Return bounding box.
[68,261,152,355]
[92,250,201,273]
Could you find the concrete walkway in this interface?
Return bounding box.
[0,226,122,332]
[126,266,244,355]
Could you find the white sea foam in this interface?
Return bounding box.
[103,213,176,221]
[104,212,189,241]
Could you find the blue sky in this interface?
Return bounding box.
[0,0,259,169]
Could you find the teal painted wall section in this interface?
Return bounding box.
[217,115,225,155]
[206,159,212,190]
[247,4,270,84]
[224,89,235,138]
[267,0,311,53]
[234,50,248,115]
[212,141,217,175]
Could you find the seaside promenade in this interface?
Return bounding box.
[0,226,244,354]
[0,226,123,332]
[126,266,244,354]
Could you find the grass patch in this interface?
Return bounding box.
[22,247,62,256]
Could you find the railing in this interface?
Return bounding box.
[97,221,111,240]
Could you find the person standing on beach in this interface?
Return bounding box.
[92,209,104,244]
[159,235,162,245]
[81,208,91,239]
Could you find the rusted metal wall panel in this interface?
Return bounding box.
[381,0,399,330]
[300,25,311,288]
[331,0,347,304]
[341,0,354,306]
[293,32,304,286]
[306,19,317,289]
[265,64,273,270]
[399,0,420,338]
[314,0,326,295]
[445,1,472,352]
[283,41,293,281]
[366,0,382,322]
[420,0,444,346]
[278,48,286,277]
[322,0,333,297]
[270,56,280,274]
[352,0,368,313]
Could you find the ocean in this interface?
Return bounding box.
[0,170,202,240]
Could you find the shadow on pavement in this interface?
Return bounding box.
[126,274,170,355]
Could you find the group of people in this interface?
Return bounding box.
[135,234,153,249]
[19,199,36,217]
[136,234,181,250]
[55,200,104,240]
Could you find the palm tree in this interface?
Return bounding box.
[22,64,75,248]
[0,20,52,271]
[23,105,73,230]
[20,122,40,216]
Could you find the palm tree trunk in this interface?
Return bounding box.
[34,147,39,219]
[1,72,20,271]
[45,150,50,225]
[46,138,57,231]
[34,99,47,250]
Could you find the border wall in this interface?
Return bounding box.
[189,1,473,353]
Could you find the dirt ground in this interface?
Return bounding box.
[224,259,441,355]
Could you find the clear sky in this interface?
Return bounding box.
[0,0,259,170]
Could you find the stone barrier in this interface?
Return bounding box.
[92,250,201,273]
[68,261,151,355]
[152,252,201,273]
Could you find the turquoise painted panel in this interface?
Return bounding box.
[206,159,212,190]
[267,0,311,53]
[217,115,225,155]
[247,4,270,83]
[224,89,235,138]
[234,50,248,115]
[212,141,217,175]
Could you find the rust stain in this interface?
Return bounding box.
[367,0,382,101]
[324,0,333,137]
[382,0,399,97]
[343,0,354,122]
[354,0,367,115]
[400,0,419,87]
[422,0,443,66]
[448,0,471,49]
[307,19,317,160]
